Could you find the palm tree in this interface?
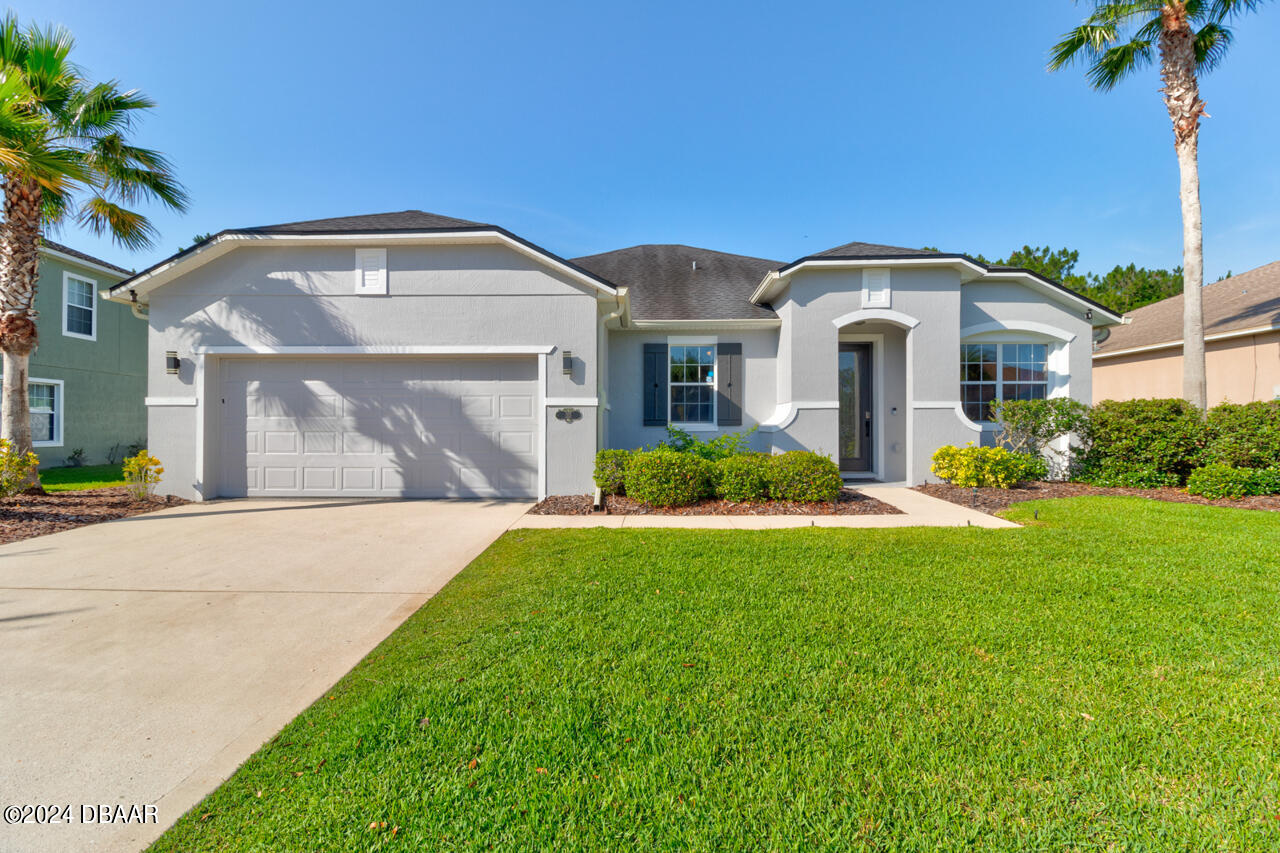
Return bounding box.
[1049,0,1267,411]
[0,16,186,476]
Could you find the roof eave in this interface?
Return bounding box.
[38,244,130,279]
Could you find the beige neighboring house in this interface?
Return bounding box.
[1093,260,1280,404]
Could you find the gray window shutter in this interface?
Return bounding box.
[716,342,743,426]
[643,343,667,426]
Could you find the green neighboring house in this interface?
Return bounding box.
[16,240,146,468]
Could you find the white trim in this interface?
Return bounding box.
[544,397,599,407]
[758,400,839,432]
[912,400,984,434]
[629,318,781,330]
[145,396,198,407]
[839,334,885,481]
[194,356,207,499]
[108,230,617,302]
[537,353,547,500]
[61,271,97,341]
[191,344,557,355]
[38,245,128,278]
[29,377,64,448]
[1092,322,1280,360]
[960,320,1076,343]
[860,268,891,308]
[830,308,920,330]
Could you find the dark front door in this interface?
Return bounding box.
[838,343,872,472]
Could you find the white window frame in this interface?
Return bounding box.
[354,248,388,295]
[861,267,891,308]
[667,335,717,431]
[29,378,64,447]
[62,271,97,341]
[960,341,1051,424]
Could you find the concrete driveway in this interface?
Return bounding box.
[0,498,529,853]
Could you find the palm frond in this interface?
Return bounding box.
[1087,38,1156,90]
[20,22,80,111]
[77,195,158,250]
[89,137,188,210]
[1085,0,1164,27]
[64,82,154,136]
[1194,21,1235,70]
[1205,0,1270,21]
[1048,22,1118,70]
[0,14,27,69]
[39,182,71,225]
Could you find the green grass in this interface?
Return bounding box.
[151,498,1280,851]
[39,463,126,491]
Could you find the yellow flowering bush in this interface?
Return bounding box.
[0,439,39,498]
[931,443,1046,489]
[123,449,164,501]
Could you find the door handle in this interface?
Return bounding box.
[864,420,871,438]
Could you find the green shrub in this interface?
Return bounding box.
[930,444,1047,488]
[0,439,39,498]
[991,398,1090,478]
[624,450,712,507]
[1080,460,1181,488]
[766,451,843,503]
[661,425,758,462]
[1186,463,1280,499]
[713,453,771,502]
[593,449,632,496]
[1079,398,1205,485]
[1203,401,1280,469]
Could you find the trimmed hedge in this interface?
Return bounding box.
[1203,401,1280,469]
[767,451,842,503]
[1078,399,1205,485]
[1186,464,1280,499]
[623,450,712,507]
[931,444,1047,489]
[713,453,771,502]
[593,449,632,496]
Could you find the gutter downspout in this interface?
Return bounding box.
[598,288,628,451]
[128,289,148,321]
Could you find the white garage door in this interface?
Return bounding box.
[218,357,539,498]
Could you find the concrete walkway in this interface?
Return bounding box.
[509,486,1017,529]
[0,498,529,853]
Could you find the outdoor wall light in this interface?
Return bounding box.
[165,350,180,375]
[1085,308,1093,321]
[562,350,573,375]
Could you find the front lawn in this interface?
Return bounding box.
[39,463,127,491]
[153,498,1280,851]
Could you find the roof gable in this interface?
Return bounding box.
[236,210,489,234]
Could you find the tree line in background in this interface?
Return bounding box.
[967,245,1186,315]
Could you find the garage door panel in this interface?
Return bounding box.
[221,357,538,498]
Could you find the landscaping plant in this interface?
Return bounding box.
[1077,398,1205,485]
[992,398,1090,478]
[1202,400,1280,469]
[592,449,632,496]
[1186,463,1280,499]
[0,438,38,498]
[712,453,771,502]
[623,449,712,507]
[931,444,1047,489]
[122,450,163,501]
[767,451,843,502]
[660,425,758,462]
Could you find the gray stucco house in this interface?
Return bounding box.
[106,210,1122,501]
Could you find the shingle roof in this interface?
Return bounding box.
[808,240,943,260]
[1095,260,1280,354]
[572,244,781,321]
[39,238,131,275]
[234,209,490,234]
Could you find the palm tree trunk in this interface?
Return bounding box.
[0,176,44,483]
[1160,3,1207,411]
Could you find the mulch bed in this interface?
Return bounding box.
[530,489,903,516]
[0,487,188,546]
[916,481,1280,516]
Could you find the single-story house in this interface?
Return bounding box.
[106,210,1121,501]
[1093,260,1280,404]
[6,241,146,467]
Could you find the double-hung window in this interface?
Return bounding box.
[63,273,96,340]
[30,381,61,445]
[960,343,1048,422]
[669,344,716,425]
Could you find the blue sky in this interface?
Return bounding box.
[27,0,1280,281]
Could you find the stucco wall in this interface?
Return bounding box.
[24,253,145,467]
[606,327,779,451]
[143,243,600,499]
[1093,330,1280,404]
